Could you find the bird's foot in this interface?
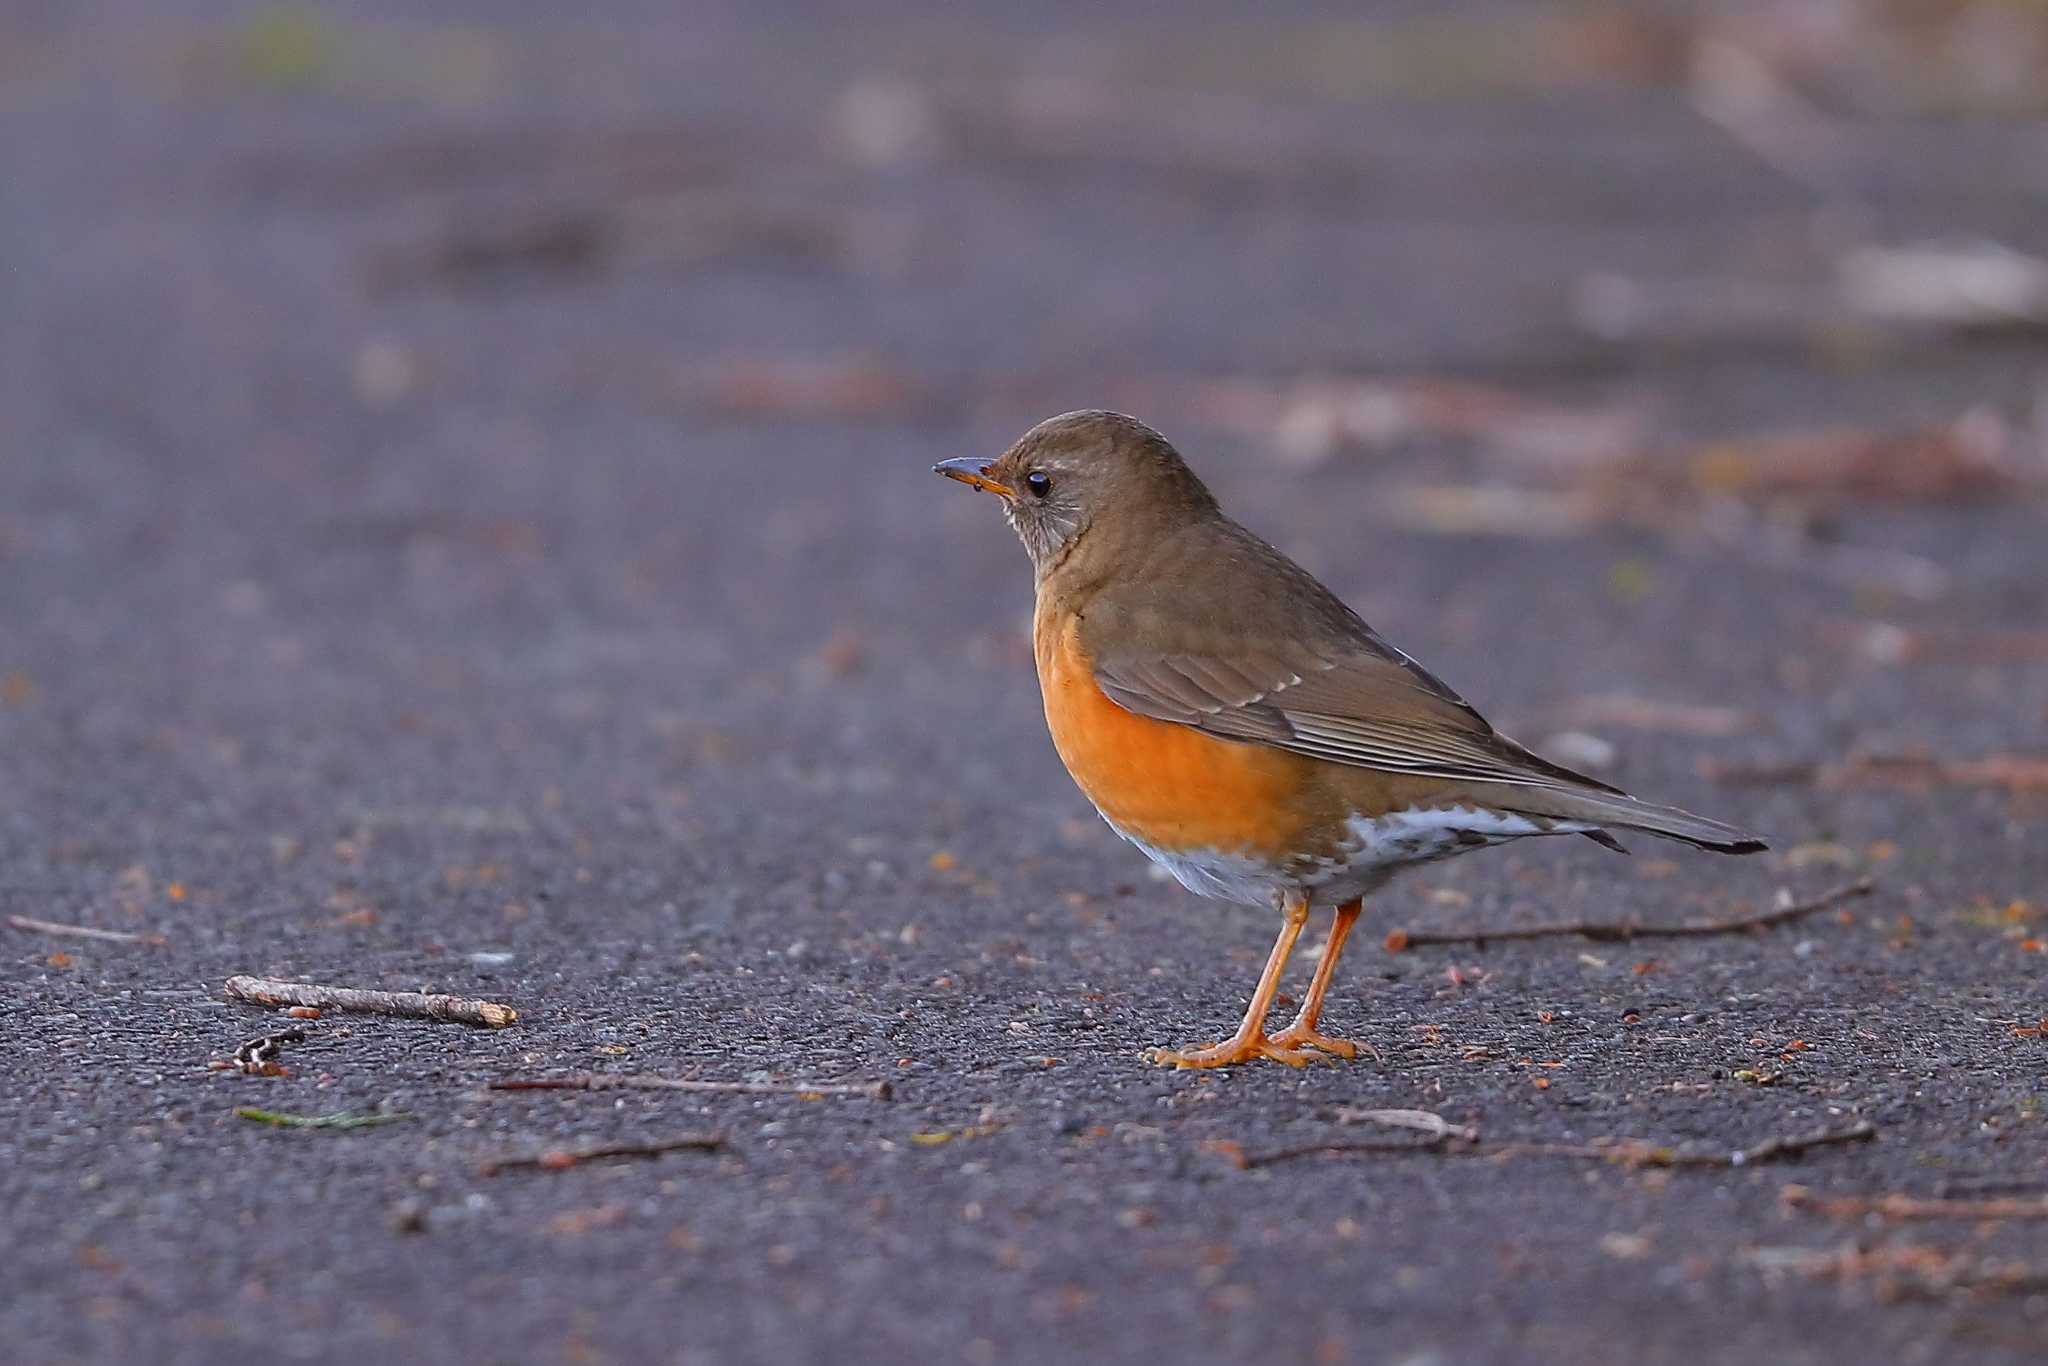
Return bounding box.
[1264,1023,1369,1060]
[1149,1032,1315,1069]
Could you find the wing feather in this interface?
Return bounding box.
[1092,644,1623,794]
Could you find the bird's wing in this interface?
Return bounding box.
[1091,636,1622,794]
[1078,515,1623,794]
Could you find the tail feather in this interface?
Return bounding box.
[1511,788,1767,855]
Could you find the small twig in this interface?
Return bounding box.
[1386,879,1871,952]
[1332,1107,1479,1142]
[478,1134,725,1176]
[1784,1187,2048,1221]
[236,1107,410,1130]
[1223,1138,1439,1167]
[1233,1119,1872,1171]
[1591,1120,1875,1168]
[7,915,162,945]
[1220,1108,1480,1168]
[490,1074,891,1099]
[224,975,516,1028]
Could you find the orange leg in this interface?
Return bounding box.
[1268,899,1367,1059]
[1151,893,1316,1069]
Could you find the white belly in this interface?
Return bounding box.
[1115,833,1300,907]
[1109,804,1588,908]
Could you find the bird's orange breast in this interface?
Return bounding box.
[1033,603,1315,861]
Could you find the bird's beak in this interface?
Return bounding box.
[933,457,1016,499]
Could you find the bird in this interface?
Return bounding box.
[935,410,1767,1069]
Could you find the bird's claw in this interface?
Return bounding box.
[1264,1026,1364,1060]
[1149,1034,1316,1069]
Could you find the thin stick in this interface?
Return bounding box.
[1386,879,1872,951]
[490,1074,891,1099]
[224,975,516,1028]
[478,1134,725,1176]
[1234,1119,1872,1171]
[1332,1107,1479,1142]
[8,915,161,945]
[236,1107,410,1130]
[1552,1120,1876,1168]
[1784,1187,2048,1221]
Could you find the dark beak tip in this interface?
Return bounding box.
[933,457,1013,497]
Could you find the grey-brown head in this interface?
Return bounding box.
[933,411,1220,576]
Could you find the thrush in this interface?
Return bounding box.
[936,410,1766,1068]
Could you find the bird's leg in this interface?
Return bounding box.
[1151,892,1315,1068]
[1267,898,1366,1059]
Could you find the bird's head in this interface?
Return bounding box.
[933,410,1219,576]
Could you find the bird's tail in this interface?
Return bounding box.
[1505,787,1767,854]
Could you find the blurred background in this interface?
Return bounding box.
[4,3,2047,1363]
[4,1,2045,807]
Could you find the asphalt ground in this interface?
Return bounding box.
[3,5,2046,1364]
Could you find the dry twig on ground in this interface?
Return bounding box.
[1229,1119,1873,1171]
[7,915,162,945]
[224,975,516,1028]
[1384,878,1872,952]
[479,1134,726,1176]
[235,1107,409,1130]
[1331,1108,1479,1142]
[490,1074,891,1099]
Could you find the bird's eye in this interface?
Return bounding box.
[1025,471,1052,498]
